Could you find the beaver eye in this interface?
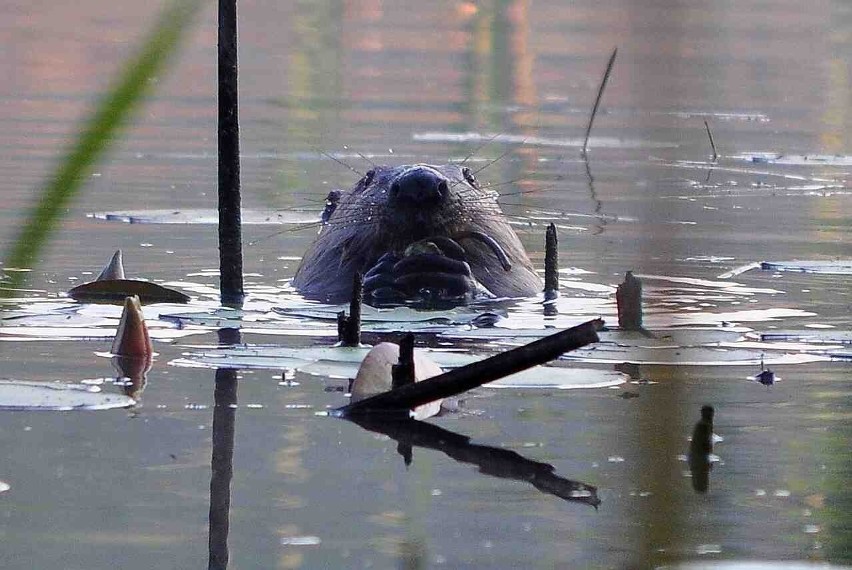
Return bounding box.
[462,167,478,188]
[362,169,375,188]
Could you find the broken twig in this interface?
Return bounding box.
[336,318,604,416]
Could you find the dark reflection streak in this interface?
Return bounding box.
[348,416,600,509]
[583,157,606,236]
[208,327,240,570]
[688,405,714,494]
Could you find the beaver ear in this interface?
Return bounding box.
[361,169,375,189]
[461,167,479,188]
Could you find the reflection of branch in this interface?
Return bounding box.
[583,157,606,236]
[209,328,240,570]
[349,416,601,509]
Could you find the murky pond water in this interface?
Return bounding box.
[1,1,851,568]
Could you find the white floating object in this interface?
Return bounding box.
[0,381,135,411]
[351,342,444,420]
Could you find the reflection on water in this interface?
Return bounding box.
[1,0,851,568]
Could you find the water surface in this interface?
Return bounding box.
[1,1,850,568]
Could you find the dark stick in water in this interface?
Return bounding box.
[544,223,559,299]
[582,47,618,157]
[336,319,604,416]
[704,120,718,161]
[337,272,363,346]
[218,0,244,307]
[391,333,416,390]
[616,270,643,331]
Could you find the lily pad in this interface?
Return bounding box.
[756,330,852,345]
[171,345,479,373]
[169,355,312,371]
[89,208,315,225]
[760,260,852,275]
[732,152,852,166]
[560,346,829,366]
[273,304,502,325]
[0,381,136,411]
[68,279,190,304]
[486,367,627,389]
[413,131,677,149]
[441,327,749,347]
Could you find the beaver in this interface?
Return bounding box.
[293,163,542,305]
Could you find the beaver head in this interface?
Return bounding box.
[293,163,542,304]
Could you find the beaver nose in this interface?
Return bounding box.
[389,167,449,207]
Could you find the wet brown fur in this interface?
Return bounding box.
[293,164,542,303]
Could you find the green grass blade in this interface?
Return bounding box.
[1,0,204,297]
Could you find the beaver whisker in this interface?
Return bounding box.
[494,183,559,200]
[314,146,365,177]
[479,177,531,191]
[356,151,378,168]
[469,140,527,178]
[456,131,505,167]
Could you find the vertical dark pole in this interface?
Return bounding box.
[208,328,239,570]
[544,223,559,297]
[218,0,244,307]
[391,333,416,390]
[544,223,559,316]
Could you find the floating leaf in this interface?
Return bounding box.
[412,131,677,149]
[68,279,190,304]
[755,330,852,345]
[486,367,627,389]
[274,304,502,325]
[828,350,852,361]
[760,260,852,275]
[0,381,135,411]
[89,208,315,225]
[732,152,852,166]
[171,345,478,373]
[441,327,749,347]
[561,346,829,366]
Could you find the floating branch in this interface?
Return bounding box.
[336,318,604,416]
[704,120,718,161]
[582,47,618,156]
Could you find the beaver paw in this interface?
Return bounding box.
[363,248,485,306]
